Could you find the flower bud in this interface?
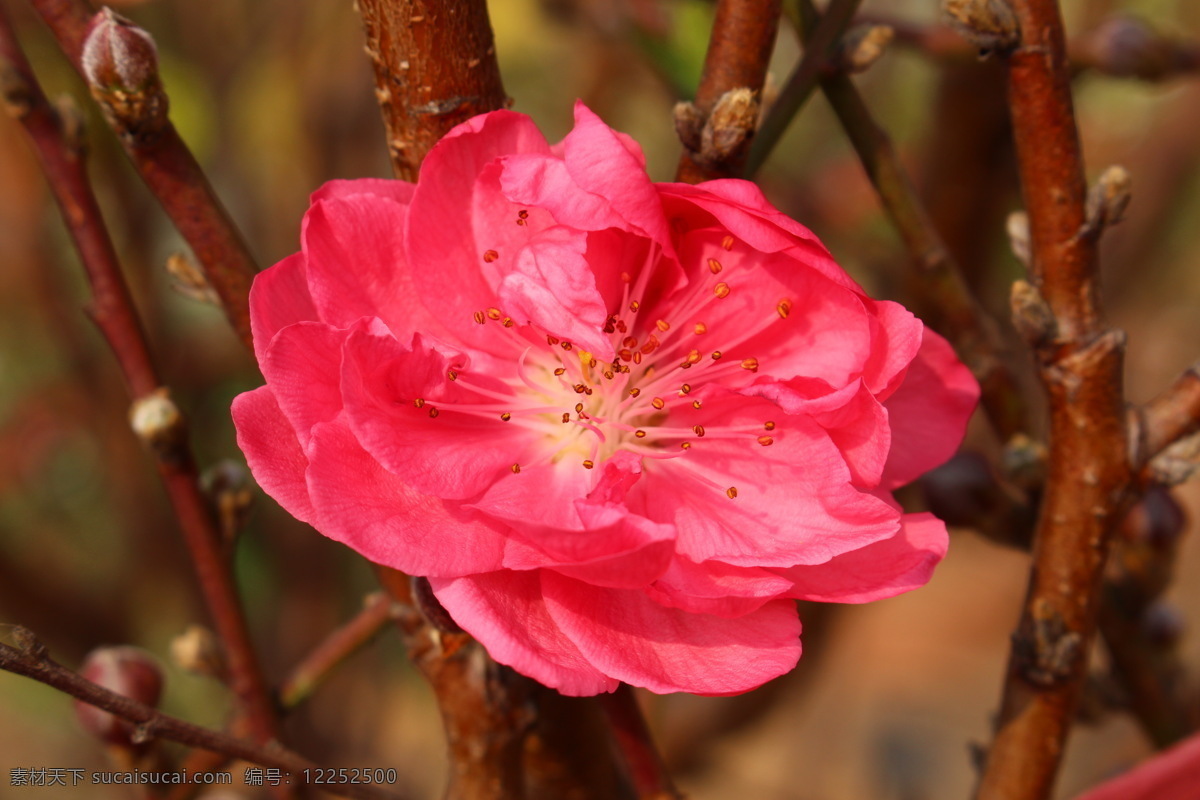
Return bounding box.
[941,0,1019,55]
[1122,484,1186,552]
[81,9,159,93]
[73,646,164,748]
[169,625,228,681]
[837,25,895,74]
[129,389,186,462]
[1085,165,1132,231]
[1010,279,1057,347]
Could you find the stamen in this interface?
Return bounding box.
[413,398,426,408]
[500,413,512,421]
[726,487,738,499]
[764,421,776,431]
[692,400,702,409]
[635,430,647,438]
[448,370,458,381]
[487,307,502,320]
[708,258,723,275]
[483,250,499,262]
[582,460,595,469]
[629,300,640,313]
[692,425,706,437]
[757,436,774,446]
[680,384,692,395]
[741,358,759,372]
[714,282,730,299]
[429,408,440,418]
[711,350,722,360]
[656,319,671,332]
[651,397,666,410]
[694,323,707,335]
[473,310,485,324]
[721,235,734,251]
[629,388,641,397]
[777,298,792,319]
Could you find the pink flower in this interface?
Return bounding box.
[233,103,978,696]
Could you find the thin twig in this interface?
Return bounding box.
[355,0,508,181]
[29,0,259,351]
[0,7,280,749]
[976,1,1132,798]
[784,0,1028,444]
[0,636,407,800]
[278,593,397,710]
[599,685,685,800]
[675,0,781,182]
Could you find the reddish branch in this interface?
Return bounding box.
[599,686,684,800]
[675,0,781,182]
[0,7,280,750]
[1134,362,1200,467]
[0,636,406,800]
[356,0,508,181]
[975,2,1132,799]
[29,0,259,351]
[278,593,398,710]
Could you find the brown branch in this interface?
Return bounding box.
[599,685,684,800]
[0,7,280,749]
[355,0,509,182]
[278,593,397,710]
[0,635,407,800]
[1133,361,1200,466]
[975,1,1132,798]
[675,0,781,182]
[786,0,1028,444]
[29,0,259,351]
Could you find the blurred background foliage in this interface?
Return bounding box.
[2,0,1200,797]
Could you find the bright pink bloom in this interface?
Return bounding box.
[233,103,978,696]
[1073,731,1200,800]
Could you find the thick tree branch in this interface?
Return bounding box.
[675,0,781,181]
[0,7,280,749]
[975,1,1132,798]
[0,635,406,800]
[356,0,508,181]
[29,0,259,351]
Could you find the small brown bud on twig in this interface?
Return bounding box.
[1083,165,1132,235]
[1003,433,1048,490]
[81,8,158,92]
[81,8,167,141]
[836,25,894,74]
[1010,279,1057,346]
[202,459,254,547]
[1149,431,1200,487]
[1006,210,1031,268]
[941,0,1019,55]
[129,389,186,462]
[166,253,219,306]
[673,101,704,153]
[1082,16,1178,80]
[701,88,759,165]
[12,626,47,659]
[74,646,164,748]
[170,625,228,682]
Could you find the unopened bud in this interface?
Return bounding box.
[701,88,759,165]
[1083,16,1174,80]
[1006,210,1031,267]
[837,25,894,74]
[80,9,167,139]
[942,0,1019,55]
[165,253,218,305]
[169,625,228,681]
[202,460,255,545]
[1140,603,1184,649]
[1122,484,1186,551]
[1085,165,1132,231]
[1010,279,1057,346]
[81,9,158,93]
[673,101,704,153]
[74,646,163,748]
[129,389,186,462]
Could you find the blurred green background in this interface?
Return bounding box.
[3,0,1200,797]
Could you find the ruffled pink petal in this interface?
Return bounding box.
[340,323,536,500]
[542,571,802,695]
[469,457,675,587]
[879,329,979,490]
[643,392,899,567]
[261,321,345,448]
[231,386,315,525]
[248,252,317,365]
[659,181,861,292]
[498,226,613,358]
[859,298,924,396]
[301,193,449,343]
[311,178,415,206]
[305,420,508,576]
[645,557,794,617]
[406,111,554,355]
[1072,728,1200,800]
[778,512,948,603]
[430,570,619,696]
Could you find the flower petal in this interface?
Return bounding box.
[543,571,802,695]
[880,329,979,490]
[231,386,315,525]
[1072,728,1200,800]
[261,321,345,448]
[430,570,619,696]
[248,252,317,365]
[778,512,949,602]
[645,557,794,618]
[312,178,415,206]
[305,420,508,576]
